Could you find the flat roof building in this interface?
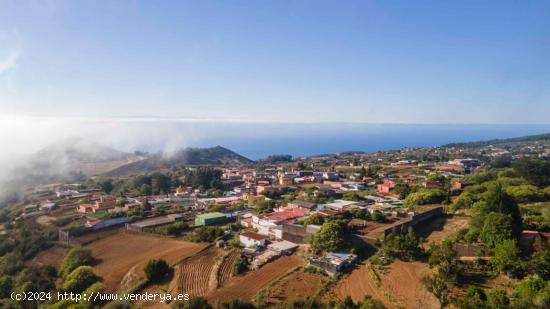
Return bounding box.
[194,212,227,226]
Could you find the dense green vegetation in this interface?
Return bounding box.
[419,158,550,308]
[257,154,293,164]
[144,259,172,282]
[190,226,224,242]
[58,248,95,278]
[404,188,447,207]
[310,220,347,253]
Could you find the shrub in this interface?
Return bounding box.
[404,189,447,207]
[59,248,94,278]
[144,259,172,282]
[232,256,247,275]
[63,266,99,293]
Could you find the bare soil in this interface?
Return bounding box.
[86,231,206,292]
[264,270,327,305]
[331,261,440,309]
[415,214,469,248]
[207,254,304,304]
[171,246,222,297]
[217,250,240,287]
[29,245,67,268]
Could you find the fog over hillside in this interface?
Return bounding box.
[3,114,550,204]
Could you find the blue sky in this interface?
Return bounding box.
[1,0,549,123]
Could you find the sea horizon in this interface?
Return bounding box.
[127,123,550,160]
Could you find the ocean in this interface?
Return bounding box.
[133,123,550,160]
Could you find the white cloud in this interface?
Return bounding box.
[0,50,19,75]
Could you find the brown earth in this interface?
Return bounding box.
[86,231,206,292]
[449,271,518,305]
[35,215,57,226]
[332,261,440,309]
[29,245,67,268]
[207,254,304,304]
[217,250,240,287]
[171,246,222,297]
[264,270,327,305]
[416,214,469,248]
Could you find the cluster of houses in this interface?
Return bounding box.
[19,201,58,219]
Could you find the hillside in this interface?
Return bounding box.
[443,132,550,148]
[104,146,253,176]
[32,139,146,176]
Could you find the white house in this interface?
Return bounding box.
[239,231,268,248]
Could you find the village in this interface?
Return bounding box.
[2,134,550,309]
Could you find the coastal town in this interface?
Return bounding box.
[1,133,550,308]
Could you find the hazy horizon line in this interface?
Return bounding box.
[3,114,550,126]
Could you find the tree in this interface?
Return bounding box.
[144,259,172,282]
[427,240,461,282]
[0,275,13,298]
[232,256,247,275]
[481,183,522,228]
[490,239,519,273]
[528,237,550,280]
[394,183,411,200]
[59,248,94,278]
[479,212,516,248]
[350,208,368,220]
[487,290,510,309]
[506,185,544,203]
[97,178,114,194]
[404,189,447,207]
[303,213,325,225]
[194,226,224,242]
[510,275,547,308]
[310,220,346,252]
[512,158,550,187]
[459,286,487,309]
[253,200,275,214]
[427,174,449,189]
[140,184,152,196]
[422,272,450,308]
[63,266,99,293]
[381,227,423,261]
[83,282,107,306]
[343,191,362,201]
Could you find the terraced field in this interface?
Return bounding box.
[87,231,205,292]
[217,250,240,287]
[175,247,221,296]
[207,254,304,303]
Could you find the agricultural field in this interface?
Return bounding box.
[416,214,469,248]
[263,270,327,306]
[86,231,206,292]
[171,246,222,297]
[29,245,67,268]
[207,254,304,304]
[217,250,240,287]
[331,261,439,309]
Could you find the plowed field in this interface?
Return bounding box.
[265,271,326,305]
[87,231,206,291]
[207,254,303,303]
[217,250,240,287]
[332,261,440,309]
[174,246,221,296]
